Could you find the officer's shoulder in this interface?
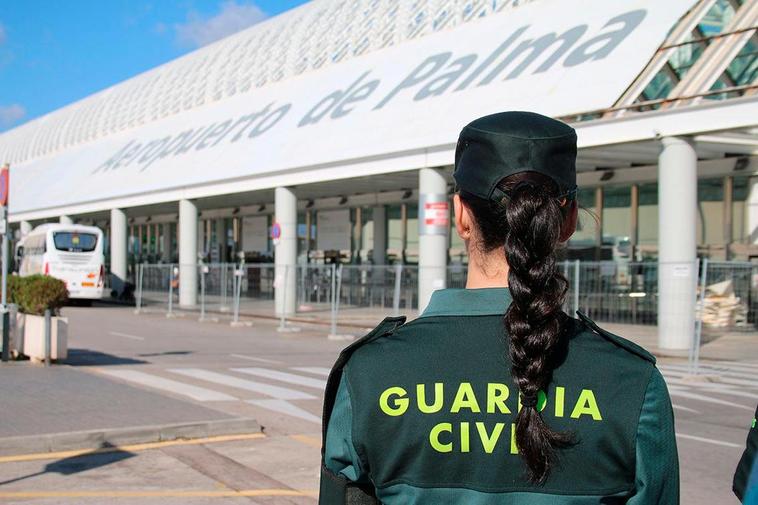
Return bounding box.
[340,316,407,364]
[573,310,656,364]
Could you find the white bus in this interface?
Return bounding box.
[16,224,105,300]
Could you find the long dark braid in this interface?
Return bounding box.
[460,172,573,483]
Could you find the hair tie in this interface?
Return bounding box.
[521,391,539,409]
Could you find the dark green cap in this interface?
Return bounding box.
[453,111,577,201]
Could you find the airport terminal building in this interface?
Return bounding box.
[0,0,756,349]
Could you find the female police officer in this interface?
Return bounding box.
[319,111,679,504]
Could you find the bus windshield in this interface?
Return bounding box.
[53,232,98,253]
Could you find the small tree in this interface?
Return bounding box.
[9,275,68,316]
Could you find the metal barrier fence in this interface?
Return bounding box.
[133,261,757,329]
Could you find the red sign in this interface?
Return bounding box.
[0,166,8,206]
[271,222,281,240]
[423,202,449,227]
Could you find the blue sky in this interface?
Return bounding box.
[0,0,309,132]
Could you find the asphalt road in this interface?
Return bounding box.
[0,304,754,504]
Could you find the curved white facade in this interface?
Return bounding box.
[1,0,699,219]
[0,0,548,166]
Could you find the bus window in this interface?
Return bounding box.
[53,232,98,253]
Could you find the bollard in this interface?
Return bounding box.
[44,308,51,367]
[1,308,9,362]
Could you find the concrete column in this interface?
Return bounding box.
[161,223,171,262]
[110,209,128,295]
[418,168,448,312]
[372,205,387,265]
[215,218,227,263]
[179,199,198,307]
[60,215,74,225]
[20,221,32,237]
[275,187,297,316]
[748,177,758,245]
[658,137,697,350]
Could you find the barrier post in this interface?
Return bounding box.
[134,264,144,314]
[220,263,229,311]
[393,264,403,316]
[199,264,208,321]
[328,264,352,340]
[573,259,580,315]
[231,260,246,326]
[690,258,707,374]
[167,265,176,317]
[277,265,300,333]
[44,308,51,367]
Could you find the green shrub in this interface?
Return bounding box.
[9,274,68,316]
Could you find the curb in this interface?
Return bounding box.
[0,417,261,457]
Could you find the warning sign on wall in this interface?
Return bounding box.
[419,194,449,236]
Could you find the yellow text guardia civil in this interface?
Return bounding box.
[379,383,603,454]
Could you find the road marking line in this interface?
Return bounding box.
[289,434,321,448]
[661,364,758,382]
[668,389,753,410]
[100,370,236,402]
[661,368,758,389]
[233,367,327,389]
[0,489,318,498]
[676,433,741,448]
[230,353,282,364]
[109,331,145,341]
[664,377,758,400]
[291,367,331,377]
[0,433,265,464]
[170,368,315,400]
[247,399,321,423]
[671,404,700,414]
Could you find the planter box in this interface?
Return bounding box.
[17,313,68,362]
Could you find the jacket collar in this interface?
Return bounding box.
[420,288,512,317]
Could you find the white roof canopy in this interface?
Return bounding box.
[0,0,705,219]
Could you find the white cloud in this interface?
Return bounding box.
[174,1,266,48]
[0,104,26,129]
[0,22,6,45]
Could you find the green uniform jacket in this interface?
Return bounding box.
[323,288,679,504]
[734,404,758,501]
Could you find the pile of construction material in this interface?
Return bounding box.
[698,279,749,328]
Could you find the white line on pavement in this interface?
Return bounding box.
[661,368,758,389]
[232,368,327,390]
[247,399,322,423]
[661,364,758,382]
[100,370,236,402]
[668,390,754,410]
[291,367,331,377]
[664,377,758,400]
[229,354,282,365]
[671,404,700,414]
[676,433,741,448]
[169,369,315,400]
[109,331,145,341]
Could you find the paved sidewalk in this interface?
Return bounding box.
[0,364,258,454]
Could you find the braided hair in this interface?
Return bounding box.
[459,171,574,483]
